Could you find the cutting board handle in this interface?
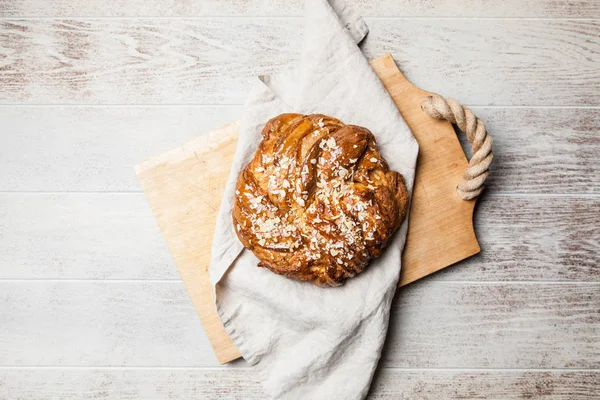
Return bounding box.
[420,94,494,200]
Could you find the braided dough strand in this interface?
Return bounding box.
[233,114,409,287]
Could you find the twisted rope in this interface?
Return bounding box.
[420,94,494,200]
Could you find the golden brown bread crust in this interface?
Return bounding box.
[233,113,409,287]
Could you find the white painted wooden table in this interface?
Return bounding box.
[1,1,599,398]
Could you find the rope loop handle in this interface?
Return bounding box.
[420,94,494,200]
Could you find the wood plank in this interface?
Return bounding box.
[0,106,243,192]
[1,0,598,17]
[468,107,600,194]
[383,281,600,369]
[2,194,598,282]
[370,369,600,399]
[0,193,179,280]
[2,107,599,193]
[1,19,598,105]
[0,281,222,366]
[0,281,597,367]
[430,195,600,282]
[0,368,598,400]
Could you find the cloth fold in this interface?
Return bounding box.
[209,0,418,398]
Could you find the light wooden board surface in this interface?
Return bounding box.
[1,0,599,398]
[0,281,598,368]
[2,0,599,17]
[1,194,598,282]
[0,369,599,400]
[2,107,600,193]
[1,19,599,106]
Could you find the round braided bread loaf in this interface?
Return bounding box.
[233,114,409,287]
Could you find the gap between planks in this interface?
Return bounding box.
[0,366,598,372]
[0,104,599,109]
[0,279,598,284]
[1,192,599,198]
[1,16,600,20]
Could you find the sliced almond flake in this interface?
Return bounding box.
[255,167,265,173]
[337,258,344,265]
[370,157,378,163]
[375,215,382,220]
[270,189,286,198]
[297,197,305,207]
[326,137,336,148]
[344,219,354,230]
[318,118,325,128]
[282,179,290,188]
[236,190,240,195]
[258,239,266,246]
[310,159,317,164]
[353,145,358,148]
[268,175,277,189]
[349,158,358,163]
[250,195,263,204]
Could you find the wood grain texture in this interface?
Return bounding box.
[2,194,598,282]
[430,195,600,282]
[383,281,600,369]
[371,54,480,286]
[0,193,179,280]
[0,281,597,368]
[136,121,241,364]
[0,281,221,366]
[1,0,598,396]
[0,106,243,192]
[470,107,600,194]
[2,107,599,193]
[0,368,598,399]
[1,19,599,105]
[2,0,599,17]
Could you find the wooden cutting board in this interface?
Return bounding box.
[135,54,480,364]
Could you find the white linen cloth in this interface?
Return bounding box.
[209,0,419,398]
